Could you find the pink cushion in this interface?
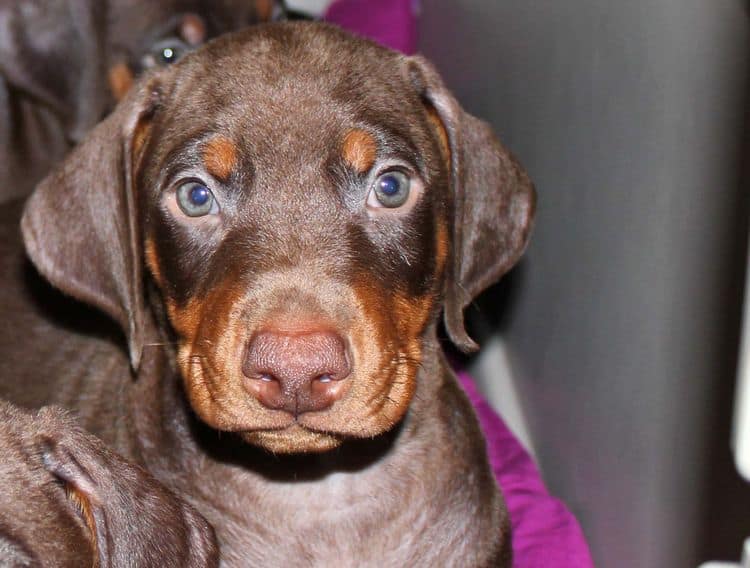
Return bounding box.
[458,373,594,567]
[325,0,418,53]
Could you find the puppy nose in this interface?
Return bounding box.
[242,329,350,415]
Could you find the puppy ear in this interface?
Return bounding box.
[36,407,219,568]
[407,56,536,352]
[38,436,111,566]
[21,79,162,370]
[0,1,108,141]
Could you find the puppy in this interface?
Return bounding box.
[6,22,535,565]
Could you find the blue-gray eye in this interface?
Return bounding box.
[373,171,410,208]
[176,182,215,217]
[140,38,190,69]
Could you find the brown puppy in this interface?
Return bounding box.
[0,0,280,203]
[0,400,218,567]
[5,22,535,565]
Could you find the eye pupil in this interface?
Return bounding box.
[189,185,210,206]
[378,175,401,196]
[162,47,175,61]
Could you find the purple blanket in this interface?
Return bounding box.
[325,2,594,565]
[459,373,594,567]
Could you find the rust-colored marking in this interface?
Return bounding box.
[393,290,434,344]
[108,62,134,102]
[179,13,206,46]
[131,114,153,162]
[144,238,164,289]
[167,296,203,344]
[202,136,238,181]
[65,485,99,562]
[341,129,377,174]
[426,105,450,165]
[169,277,251,433]
[348,275,424,430]
[255,0,275,21]
[435,219,449,279]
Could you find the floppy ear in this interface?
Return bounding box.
[38,435,112,565]
[0,0,108,141]
[37,407,219,568]
[21,79,162,370]
[407,56,536,352]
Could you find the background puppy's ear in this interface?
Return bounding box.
[0,0,108,141]
[407,56,536,352]
[21,78,163,370]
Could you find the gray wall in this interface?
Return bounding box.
[420,2,750,566]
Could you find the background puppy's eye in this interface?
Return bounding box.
[176,182,216,217]
[368,170,411,209]
[140,38,191,69]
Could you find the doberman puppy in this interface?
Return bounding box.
[0,400,217,567]
[1,22,535,565]
[0,0,280,203]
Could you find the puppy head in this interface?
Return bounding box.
[23,23,534,454]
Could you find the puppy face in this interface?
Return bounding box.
[23,23,535,455]
[139,27,452,452]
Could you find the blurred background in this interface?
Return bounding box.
[414,1,750,567]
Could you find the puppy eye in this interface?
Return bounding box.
[368,170,411,209]
[140,38,191,69]
[176,182,217,217]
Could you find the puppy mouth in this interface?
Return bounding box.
[181,339,414,452]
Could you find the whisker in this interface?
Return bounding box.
[142,342,180,348]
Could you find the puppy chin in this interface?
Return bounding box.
[241,425,343,454]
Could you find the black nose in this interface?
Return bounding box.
[242,329,350,416]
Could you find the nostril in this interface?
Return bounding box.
[244,372,285,411]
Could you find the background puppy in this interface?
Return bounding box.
[0,400,218,567]
[4,22,534,565]
[0,0,280,203]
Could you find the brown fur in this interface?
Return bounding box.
[4,23,535,566]
[0,400,218,567]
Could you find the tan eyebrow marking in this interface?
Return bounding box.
[341,129,378,174]
[255,0,275,21]
[202,136,238,181]
[108,62,134,101]
[179,14,206,46]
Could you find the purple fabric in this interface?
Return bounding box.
[458,372,594,568]
[325,3,594,566]
[324,0,418,54]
